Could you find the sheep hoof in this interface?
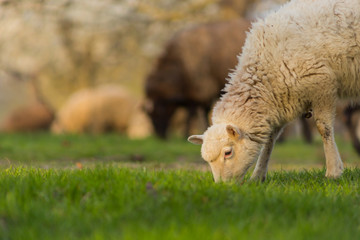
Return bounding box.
[249,175,266,182]
[325,168,343,179]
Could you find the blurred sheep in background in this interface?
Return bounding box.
[145,18,251,138]
[0,70,54,133]
[51,85,153,139]
[0,102,54,133]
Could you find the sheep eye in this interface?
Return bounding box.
[224,149,233,158]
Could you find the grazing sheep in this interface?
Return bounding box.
[51,85,153,138]
[51,88,93,134]
[145,18,251,138]
[188,0,360,182]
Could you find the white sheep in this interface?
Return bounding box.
[51,85,153,139]
[188,0,360,182]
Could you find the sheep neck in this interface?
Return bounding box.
[211,76,277,144]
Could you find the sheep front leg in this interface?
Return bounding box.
[314,105,344,178]
[250,127,283,181]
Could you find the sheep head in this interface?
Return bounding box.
[188,123,262,182]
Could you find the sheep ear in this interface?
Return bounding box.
[226,125,243,140]
[188,135,204,145]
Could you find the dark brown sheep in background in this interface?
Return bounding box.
[145,18,251,138]
[341,104,360,155]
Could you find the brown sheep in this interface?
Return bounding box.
[0,102,54,132]
[145,18,251,138]
[51,85,153,138]
[0,69,55,133]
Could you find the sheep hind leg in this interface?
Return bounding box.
[314,105,344,178]
[250,127,283,182]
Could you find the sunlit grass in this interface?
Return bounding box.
[0,133,201,166]
[0,133,360,239]
[1,167,360,239]
[0,133,358,169]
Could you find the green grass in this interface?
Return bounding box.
[0,133,360,239]
[1,167,360,240]
[0,133,201,166]
[0,132,359,168]
[272,136,360,165]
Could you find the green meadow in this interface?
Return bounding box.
[0,133,360,239]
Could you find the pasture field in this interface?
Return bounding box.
[0,133,360,239]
